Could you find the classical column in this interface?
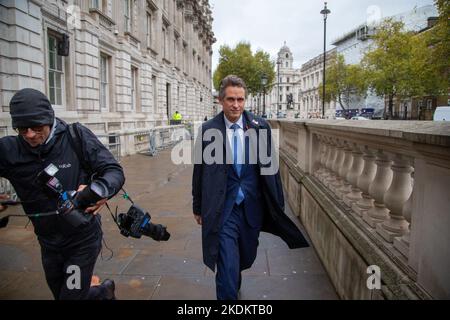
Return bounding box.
[351,147,377,216]
[377,155,414,243]
[333,142,353,197]
[362,151,393,228]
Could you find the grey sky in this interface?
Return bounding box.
[209,0,436,70]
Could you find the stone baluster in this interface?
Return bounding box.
[336,143,360,200]
[362,151,394,228]
[393,177,413,257]
[314,136,327,179]
[344,145,370,207]
[332,141,353,196]
[351,147,377,216]
[316,137,331,181]
[377,155,414,243]
[325,141,344,189]
[320,138,337,184]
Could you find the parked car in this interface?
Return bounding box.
[350,116,370,120]
[433,106,450,121]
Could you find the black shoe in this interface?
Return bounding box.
[100,279,116,300]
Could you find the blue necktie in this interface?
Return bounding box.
[231,123,245,205]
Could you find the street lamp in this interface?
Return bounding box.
[320,2,330,119]
[276,59,281,114]
[261,73,268,117]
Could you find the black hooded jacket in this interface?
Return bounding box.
[0,118,125,239]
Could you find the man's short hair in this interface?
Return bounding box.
[218,75,247,100]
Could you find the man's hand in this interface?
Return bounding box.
[0,194,9,213]
[77,185,107,215]
[194,214,202,225]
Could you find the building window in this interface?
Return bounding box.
[100,54,110,111]
[173,36,178,66]
[280,94,283,102]
[427,99,432,110]
[286,61,289,68]
[47,33,63,106]
[183,44,187,73]
[90,0,99,9]
[287,77,290,83]
[162,27,168,60]
[124,0,133,33]
[131,66,138,111]
[152,75,158,112]
[173,0,176,22]
[146,12,152,48]
[286,86,290,92]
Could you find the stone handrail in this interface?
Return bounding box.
[269,119,450,299]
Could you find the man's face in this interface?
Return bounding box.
[16,125,51,147]
[220,86,246,123]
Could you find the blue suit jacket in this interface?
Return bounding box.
[221,117,263,229]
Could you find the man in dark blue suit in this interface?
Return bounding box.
[192,75,309,300]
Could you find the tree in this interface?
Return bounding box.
[424,0,450,94]
[319,54,368,118]
[361,18,446,119]
[213,42,275,96]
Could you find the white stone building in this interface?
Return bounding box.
[0,0,215,155]
[331,4,438,113]
[298,48,337,119]
[254,43,336,120]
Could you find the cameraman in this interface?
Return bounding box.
[0,88,125,300]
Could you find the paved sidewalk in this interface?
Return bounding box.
[0,149,338,300]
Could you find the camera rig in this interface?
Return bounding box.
[0,163,170,242]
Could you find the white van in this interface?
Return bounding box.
[433,106,450,121]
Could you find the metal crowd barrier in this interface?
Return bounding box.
[97,133,121,162]
[139,125,186,157]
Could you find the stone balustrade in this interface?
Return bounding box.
[269,119,450,300]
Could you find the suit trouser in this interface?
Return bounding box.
[39,228,104,300]
[216,202,259,300]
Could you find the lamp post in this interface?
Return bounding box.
[276,59,281,114]
[320,2,330,119]
[261,73,268,117]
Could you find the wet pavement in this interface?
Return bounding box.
[0,149,338,300]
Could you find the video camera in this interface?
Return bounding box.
[116,204,170,241]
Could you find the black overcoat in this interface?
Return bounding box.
[192,111,309,271]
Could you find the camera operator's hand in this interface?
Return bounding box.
[0,194,9,213]
[77,185,107,215]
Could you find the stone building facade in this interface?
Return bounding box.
[0,0,215,154]
[298,48,336,119]
[250,44,336,119]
